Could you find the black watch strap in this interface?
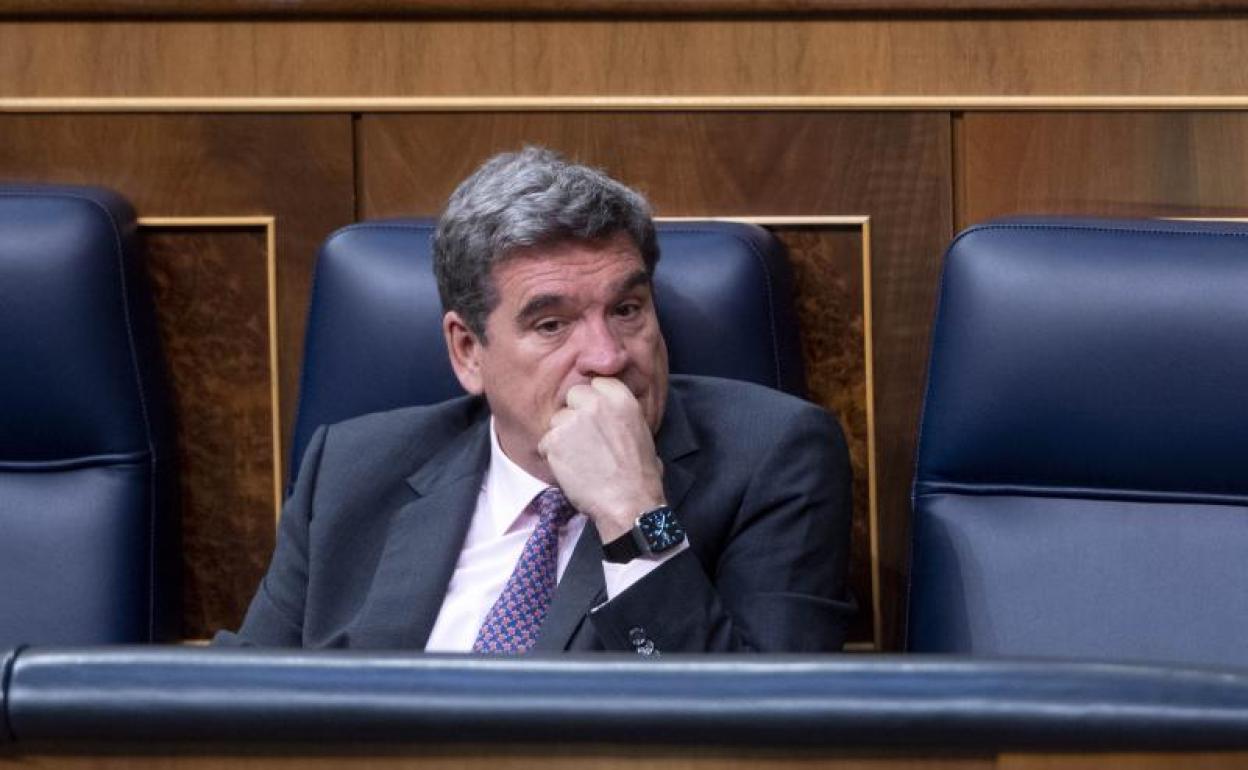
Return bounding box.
[602,506,685,564]
[602,530,642,564]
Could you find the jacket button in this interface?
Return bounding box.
[628,627,647,645]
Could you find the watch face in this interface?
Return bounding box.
[637,507,686,553]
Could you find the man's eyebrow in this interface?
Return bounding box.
[612,270,653,298]
[515,293,567,325]
[514,270,652,326]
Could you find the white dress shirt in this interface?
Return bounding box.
[424,419,685,651]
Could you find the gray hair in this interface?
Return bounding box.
[432,146,659,340]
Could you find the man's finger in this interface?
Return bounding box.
[590,376,633,402]
[548,408,575,428]
[564,382,596,409]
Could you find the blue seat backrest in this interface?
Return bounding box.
[0,185,178,645]
[908,216,1248,666]
[291,219,805,479]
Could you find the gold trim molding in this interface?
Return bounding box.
[137,215,284,527]
[665,215,880,652]
[7,96,1248,112]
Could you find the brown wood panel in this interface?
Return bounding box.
[2,18,1248,98]
[357,112,952,649]
[145,227,276,640]
[776,226,874,644]
[1000,753,1248,770]
[0,114,355,637]
[960,112,1248,228]
[3,0,1246,16]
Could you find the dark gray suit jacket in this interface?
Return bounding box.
[218,375,854,652]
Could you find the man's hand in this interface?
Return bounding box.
[537,377,666,542]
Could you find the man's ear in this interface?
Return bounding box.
[443,310,485,395]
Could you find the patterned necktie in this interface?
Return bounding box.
[473,487,576,654]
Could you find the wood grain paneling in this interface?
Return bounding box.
[145,227,276,639]
[959,112,1248,228]
[775,225,875,645]
[5,0,1248,17]
[2,18,1248,99]
[358,112,952,649]
[1000,754,1248,770]
[0,114,355,637]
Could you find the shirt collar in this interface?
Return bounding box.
[483,418,552,536]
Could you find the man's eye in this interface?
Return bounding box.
[614,302,642,319]
[534,318,566,335]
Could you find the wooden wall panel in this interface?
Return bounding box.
[357,112,952,649]
[960,112,1248,228]
[0,115,355,637]
[145,227,276,639]
[777,225,874,644]
[2,18,1248,99]
[6,0,1248,16]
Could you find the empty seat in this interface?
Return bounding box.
[909,217,1248,666]
[0,184,178,645]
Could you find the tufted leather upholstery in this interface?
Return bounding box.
[291,219,805,480]
[908,217,1248,666]
[0,185,178,645]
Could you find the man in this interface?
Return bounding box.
[218,147,854,653]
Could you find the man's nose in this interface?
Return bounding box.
[575,317,629,376]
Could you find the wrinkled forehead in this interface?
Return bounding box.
[492,238,650,302]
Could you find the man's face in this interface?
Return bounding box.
[444,233,669,480]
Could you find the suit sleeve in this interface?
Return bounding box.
[587,404,855,653]
[212,425,328,647]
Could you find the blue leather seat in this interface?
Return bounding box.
[290,219,806,480]
[908,217,1248,666]
[0,185,178,645]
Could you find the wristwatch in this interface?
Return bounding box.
[602,505,686,564]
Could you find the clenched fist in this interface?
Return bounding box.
[537,377,666,541]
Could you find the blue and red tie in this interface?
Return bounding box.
[473,487,576,653]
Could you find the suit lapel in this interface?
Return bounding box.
[347,414,490,649]
[532,522,605,651]
[533,386,701,651]
[656,385,698,511]
[349,386,701,652]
